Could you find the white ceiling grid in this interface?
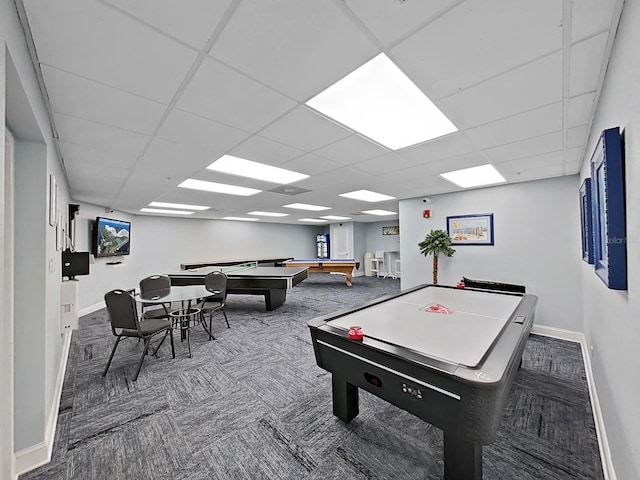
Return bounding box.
[17,0,623,223]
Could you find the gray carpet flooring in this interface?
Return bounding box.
[21,275,604,479]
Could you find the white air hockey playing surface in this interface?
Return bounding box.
[326,286,523,368]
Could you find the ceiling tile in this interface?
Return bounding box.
[568,125,590,149]
[465,102,563,150]
[281,153,343,176]
[42,66,166,135]
[397,132,476,165]
[391,0,562,99]
[53,112,150,157]
[568,92,596,127]
[312,134,388,165]
[259,107,352,152]
[102,0,234,50]
[572,0,618,42]
[229,136,306,167]
[496,150,564,182]
[569,32,609,96]
[351,152,419,175]
[157,109,250,155]
[59,141,139,170]
[345,0,461,47]
[24,0,198,103]
[437,52,562,130]
[136,137,215,178]
[208,0,379,100]
[176,57,297,132]
[481,132,562,164]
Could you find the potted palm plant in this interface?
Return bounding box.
[418,229,455,284]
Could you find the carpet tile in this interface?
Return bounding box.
[19,276,604,479]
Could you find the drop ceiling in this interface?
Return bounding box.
[15,0,623,224]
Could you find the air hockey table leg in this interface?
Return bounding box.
[331,375,359,422]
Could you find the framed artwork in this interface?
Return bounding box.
[382,226,399,235]
[590,127,627,290]
[49,174,57,227]
[447,213,494,245]
[579,178,594,264]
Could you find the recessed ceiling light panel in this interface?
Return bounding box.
[362,209,398,216]
[178,179,261,196]
[306,53,457,150]
[149,201,209,211]
[440,164,506,188]
[339,189,395,202]
[298,218,328,223]
[207,155,309,184]
[140,208,194,215]
[283,203,331,211]
[247,211,290,217]
[320,215,352,220]
[222,217,259,222]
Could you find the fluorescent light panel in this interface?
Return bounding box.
[149,201,209,211]
[306,53,457,151]
[178,179,261,196]
[283,203,331,211]
[362,209,397,216]
[140,208,193,215]
[247,211,290,217]
[339,189,395,202]
[207,155,309,184]
[298,218,328,223]
[223,217,259,222]
[440,164,506,188]
[320,215,352,220]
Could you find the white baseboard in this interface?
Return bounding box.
[14,331,72,477]
[530,325,616,480]
[79,300,105,317]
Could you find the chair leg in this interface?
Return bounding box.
[150,330,168,356]
[186,324,192,358]
[133,338,151,381]
[200,310,215,340]
[102,336,123,377]
[169,328,175,359]
[222,308,230,328]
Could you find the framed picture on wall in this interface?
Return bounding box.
[49,174,57,227]
[579,178,594,264]
[382,226,399,235]
[590,127,627,290]
[447,213,494,245]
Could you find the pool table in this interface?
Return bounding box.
[168,263,308,311]
[308,284,537,480]
[283,259,359,286]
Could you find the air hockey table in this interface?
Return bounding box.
[308,283,537,480]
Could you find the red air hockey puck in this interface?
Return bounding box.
[348,326,364,341]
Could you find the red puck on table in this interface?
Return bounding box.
[348,326,364,341]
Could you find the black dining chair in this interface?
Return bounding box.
[199,271,229,340]
[139,274,172,320]
[103,289,175,381]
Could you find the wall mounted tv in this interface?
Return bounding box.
[93,217,131,257]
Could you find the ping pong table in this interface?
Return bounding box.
[168,261,308,311]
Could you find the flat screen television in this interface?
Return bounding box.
[93,217,131,257]
[62,251,90,279]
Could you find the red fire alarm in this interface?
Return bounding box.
[423,210,431,218]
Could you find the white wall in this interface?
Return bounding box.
[73,202,324,310]
[2,1,68,471]
[399,176,583,332]
[365,220,401,254]
[579,0,640,477]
